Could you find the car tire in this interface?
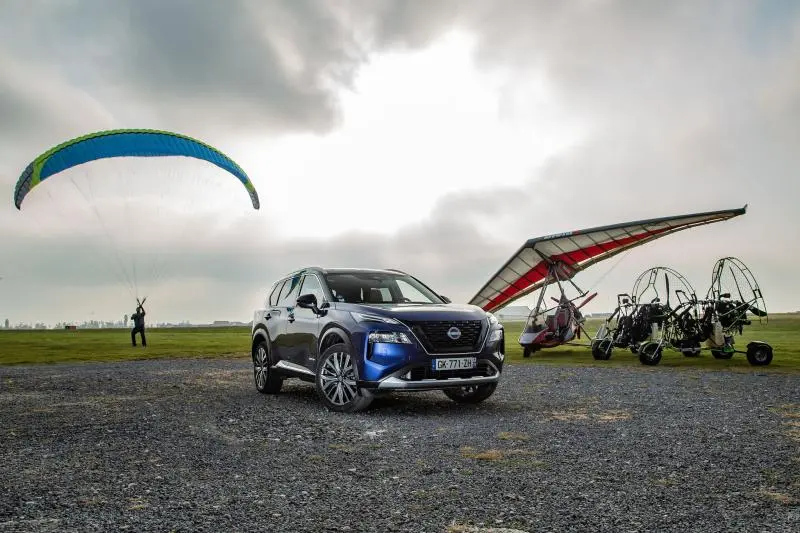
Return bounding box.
[315,343,373,413]
[253,339,283,394]
[442,383,498,404]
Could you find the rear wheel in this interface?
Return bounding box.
[253,339,283,394]
[442,383,498,404]
[315,343,373,413]
[746,342,773,366]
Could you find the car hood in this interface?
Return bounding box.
[342,303,489,322]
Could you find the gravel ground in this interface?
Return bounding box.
[1,358,798,533]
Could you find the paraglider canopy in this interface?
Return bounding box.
[13,128,260,210]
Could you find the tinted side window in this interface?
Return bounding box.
[327,275,365,303]
[270,279,287,306]
[275,279,292,305]
[278,275,302,306]
[268,280,286,307]
[298,274,324,304]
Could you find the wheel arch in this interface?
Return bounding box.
[251,325,270,356]
[318,324,353,354]
[317,324,361,377]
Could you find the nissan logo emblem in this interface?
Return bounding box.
[447,326,462,340]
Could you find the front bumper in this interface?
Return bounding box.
[357,358,502,391]
[355,321,505,391]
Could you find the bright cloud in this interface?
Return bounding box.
[238,30,584,238]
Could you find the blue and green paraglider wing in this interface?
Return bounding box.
[13,129,260,210]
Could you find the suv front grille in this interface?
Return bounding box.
[401,320,486,354]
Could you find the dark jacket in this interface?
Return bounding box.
[132,308,146,328]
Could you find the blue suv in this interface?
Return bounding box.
[250,267,505,412]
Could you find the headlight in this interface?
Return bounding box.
[351,312,400,325]
[487,313,499,327]
[487,328,503,343]
[368,331,412,344]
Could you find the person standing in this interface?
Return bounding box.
[131,304,147,347]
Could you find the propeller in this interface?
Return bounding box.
[577,292,598,309]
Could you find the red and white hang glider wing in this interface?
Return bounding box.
[469,205,747,313]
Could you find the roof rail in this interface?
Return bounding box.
[386,268,407,274]
[285,266,323,277]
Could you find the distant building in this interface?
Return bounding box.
[209,320,247,327]
[495,305,531,321]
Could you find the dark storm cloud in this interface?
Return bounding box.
[0,0,370,139]
[105,0,364,134]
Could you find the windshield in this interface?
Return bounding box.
[323,271,444,305]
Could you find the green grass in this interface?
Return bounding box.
[0,326,252,365]
[1,315,799,372]
[501,313,800,372]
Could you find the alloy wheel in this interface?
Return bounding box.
[320,351,358,406]
[254,344,269,389]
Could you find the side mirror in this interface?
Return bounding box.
[440,295,452,304]
[296,293,320,314]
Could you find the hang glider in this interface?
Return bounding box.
[469,206,747,313]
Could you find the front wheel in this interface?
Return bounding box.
[592,339,613,360]
[315,343,373,413]
[638,342,663,366]
[522,345,533,358]
[442,383,498,404]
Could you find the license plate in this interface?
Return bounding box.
[432,357,477,371]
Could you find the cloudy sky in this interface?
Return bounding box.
[1,0,798,325]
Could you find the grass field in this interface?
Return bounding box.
[0,326,251,365]
[1,315,799,371]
